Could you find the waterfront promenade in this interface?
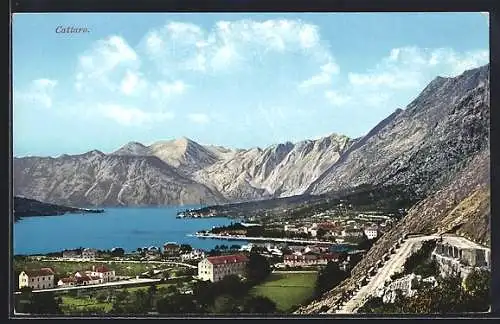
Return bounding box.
[191,233,357,246]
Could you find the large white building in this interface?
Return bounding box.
[198,254,249,282]
[19,268,55,290]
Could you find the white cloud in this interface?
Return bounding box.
[75,35,140,93]
[15,78,58,108]
[99,103,174,126]
[150,80,187,104]
[325,90,351,106]
[120,70,148,96]
[322,46,488,109]
[188,113,210,125]
[299,61,340,89]
[74,35,188,123]
[141,19,335,76]
[348,46,489,90]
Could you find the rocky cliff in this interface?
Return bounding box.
[308,64,490,198]
[296,146,490,314]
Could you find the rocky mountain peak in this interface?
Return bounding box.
[112,141,148,156]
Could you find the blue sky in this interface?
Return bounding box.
[13,12,489,157]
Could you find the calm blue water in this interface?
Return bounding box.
[13,206,248,255]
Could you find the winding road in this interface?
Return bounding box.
[336,235,439,314]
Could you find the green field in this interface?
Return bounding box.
[250,272,318,312]
[60,295,113,314]
[14,259,176,277]
[57,282,179,314]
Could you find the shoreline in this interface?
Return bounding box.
[191,233,357,246]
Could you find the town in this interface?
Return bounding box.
[14,218,491,316]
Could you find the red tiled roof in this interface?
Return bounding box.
[24,268,54,277]
[60,277,76,283]
[76,275,92,282]
[207,254,249,265]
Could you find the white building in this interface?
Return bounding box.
[57,277,76,287]
[82,248,97,260]
[74,272,103,286]
[19,268,55,290]
[198,254,249,282]
[181,249,206,261]
[364,227,378,240]
[341,229,364,238]
[239,243,254,252]
[86,265,116,283]
[283,253,340,267]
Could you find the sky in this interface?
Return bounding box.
[12,12,489,157]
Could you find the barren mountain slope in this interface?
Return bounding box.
[14,151,225,207]
[309,65,489,198]
[297,148,490,314]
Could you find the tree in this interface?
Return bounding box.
[464,269,490,311]
[16,287,34,313]
[111,248,125,257]
[245,253,271,284]
[242,296,277,314]
[210,294,237,314]
[157,294,197,314]
[316,228,327,239]
[130,289,150,314]
[314,261,348,297]
[180,244,193,253]
[338,251,348,262]
[95,291,108,303]
[29,291,62,315]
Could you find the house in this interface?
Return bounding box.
[181,249,206,261]
[239,243,254,252]
[341,229,364,238]
[163,242,181,257]
[86,265,116,283]
[284,225,298,232]
[364,227,378,240]
[198,254,249,282]
[147,246,161,255]
[283,253,339,267]
[57,277,76,287]
[74,274,101,286]
[19,268,55,290]
[288,245,305,254]
[82,248,97,260]
[62,250,80,259]
[304,245,331,254]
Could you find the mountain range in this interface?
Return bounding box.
[13,64,490,209]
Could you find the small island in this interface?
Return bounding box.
[13,196,104,221]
